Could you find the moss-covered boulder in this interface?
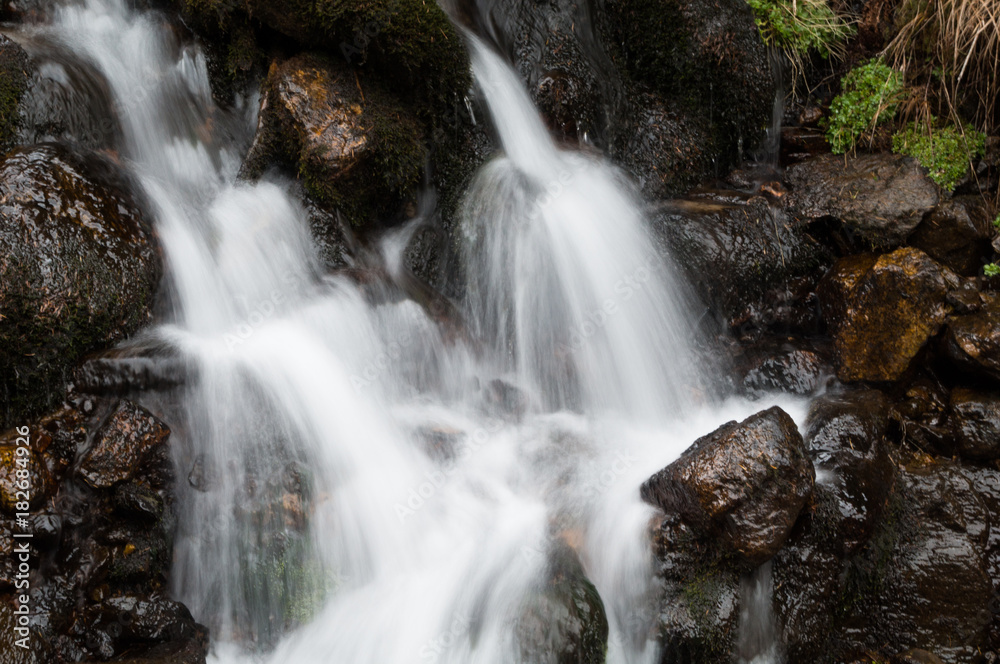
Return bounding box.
[0,144,161,430]
[0,35,30,150]
[515,542,608,664]
[236,0,469,118]
[241,54,425,229]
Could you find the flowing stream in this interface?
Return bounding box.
[17,1,802,662]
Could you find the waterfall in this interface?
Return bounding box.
[16,1,804,662]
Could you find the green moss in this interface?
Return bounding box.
[891,119,986,190]
[824,60,904,154]
[746,0,854,57]
[0,37,29,150]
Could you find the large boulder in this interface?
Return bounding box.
[600,0,773,172]
[819,248,956,383]
[651,196,829,328]
[641,406,814,566]
[785,153,940,248]
[0,144,161,429]
[241,54,425,229]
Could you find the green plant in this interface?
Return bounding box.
[746,0,854,57]
[824,60,905,154]
[985,263,1000,277]
[891,120,986,190]
[992,213,1000,230]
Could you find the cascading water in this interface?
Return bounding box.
[17,1,803,662]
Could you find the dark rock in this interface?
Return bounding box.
[652,515,741,664]
[78,400,170,489]
[651,197,828,327]
[641,406,814,566]
[816,253,878,331]
[601,0,773,170]
[774,458,995,663]
[0,144,161,429]
[785,153,940,248]
[822,248,956,383]
[893,649,947,664]
[112,482,164,521]
[241,54,425,230]
[0,35,29,150]
[0,429,54,514]
[242,0,469,115]
[617,92,715,200]
[72,345,189,395]
[943,292,1000,382]
[805,387,896,555]
[909,197,994,276]
[516,542,608,664]
[948,388,1000,460]
[738,344,829,396]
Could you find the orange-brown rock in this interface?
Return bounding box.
[821,247,956,383]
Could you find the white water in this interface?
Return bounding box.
[24,2,800,662]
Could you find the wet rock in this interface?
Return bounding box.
[0,144,161,429]
[822,248,956,383]
[652,515,741,664]
[112,482,164,521]
[943,293,1000,382]
[516,543,608,664]
[78,400,170,489]
[601,0,773,170]
[651,197,829,327]
[72,345,189,395]
[617,92,715,200]
[241,54,425,230]
[641,406,814,566]
[0,35,29,150]
[243,0,469,115]
[737,343,829,397]
[775,460,994,663]
[805,387,896,555]
[69,594,208,662]
[909,197,994,276]
[785,153,940,248]
[948,388,1000,460]
[893,650,946,664]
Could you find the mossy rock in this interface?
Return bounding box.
[0,144,161,429]
[244,0,470,119]
[241,53,425,229]
[0,35,30,151]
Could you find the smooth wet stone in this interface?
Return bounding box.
[948,388,1000,460]
[943,292,1000,381]
[641,406,814,566]
[0,144,160,428]
[78,400,169,489]
[805,387,896,555]
[785,153,940,247]
[821,248,955,383]
[909,197,994,276]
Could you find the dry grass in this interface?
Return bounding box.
[885,0,1000,132]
